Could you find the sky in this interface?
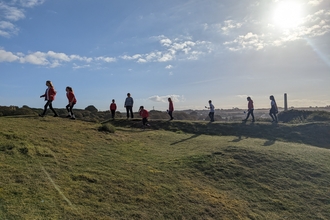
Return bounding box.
[0,0,329,112]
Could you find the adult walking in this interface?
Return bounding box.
[124,93,134,119]
[269,95,278,123]
[243,97,255,122]
[39,80,59,117]
[167,97,174,120]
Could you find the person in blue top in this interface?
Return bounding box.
[124,93,134,119]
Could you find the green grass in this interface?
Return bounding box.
[0,116,330,219]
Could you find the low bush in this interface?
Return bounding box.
[98,123,116,133]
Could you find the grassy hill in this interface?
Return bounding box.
[0,116,330,219]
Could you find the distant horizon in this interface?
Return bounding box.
[2,104,330,113]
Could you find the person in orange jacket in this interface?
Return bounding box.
[139,106,150,128]
[66,86,77,120]
[39,80,59,117]
[110,99,117,120]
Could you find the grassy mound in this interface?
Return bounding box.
[0,116,330,219]
[278,109,330,123]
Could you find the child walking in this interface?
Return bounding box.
[167,97,174,120]
[269,95,278,123]
[139,106,150,129]
[110,99,117,120]
[243,97,255,122]
[66,86,77,120]
[39,80,59,117]
[207,100,215,122]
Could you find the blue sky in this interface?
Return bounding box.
[0,0,329,111]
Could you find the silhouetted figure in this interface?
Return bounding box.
[124,93,134,119]
[269,95,278,123]
[243,97,255,122]
[208,100,215,122]
[110,99,117,120]
[168,97,174,120]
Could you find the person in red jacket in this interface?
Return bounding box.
[110,99,117,120]
[139,106,150,128]
[65,86,77,120]
[167,97,174,120]
[39,80,59,117]
[242,96,255,122]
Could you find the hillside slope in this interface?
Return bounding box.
[0,116,330,219]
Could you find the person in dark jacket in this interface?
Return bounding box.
[269,95,278,123]
[167,97,174,120]
[110,99,117,120]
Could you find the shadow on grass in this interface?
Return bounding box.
[170,134,201,145]
[107,119,330,149]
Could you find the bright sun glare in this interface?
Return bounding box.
[273,2,303,28]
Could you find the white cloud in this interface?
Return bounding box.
[19,0,45,8]
[22,51,49,65]
[73,63,91,70]
[148,95,183,103]
[95,56,116,63]
[0,49,107,68]
[165,65,173,69]
[0,1,45,38]
[0,49,20,62]
[224,8,330,51]
[308,0,323,6]
[0,21,18,37]
[121,36,212,63]
[221,20,243,33]
[0,3,25,21]
[224,32,265,51]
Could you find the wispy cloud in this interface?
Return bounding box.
[223,8,330,51]
[19,0,46,8]
[121,36,212,63]
[0,2,25,21]
[148,95,184,103]
[0,21,18,37]
[224,32,265,51]
[0,1,45,38]
[308,0,323,6]
[0,49,108,68]
[221,20,243,34]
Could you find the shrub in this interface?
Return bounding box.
[98,123,116,133]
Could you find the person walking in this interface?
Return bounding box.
[243,97,255,122]
[39,80,59,117]
[207,100,215,122]
[269,95,278,123]
[167,97,174,120]
[65,86,77,120]
[139,106,150,129]
[124,93,134,119]
[110,99,117,120]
